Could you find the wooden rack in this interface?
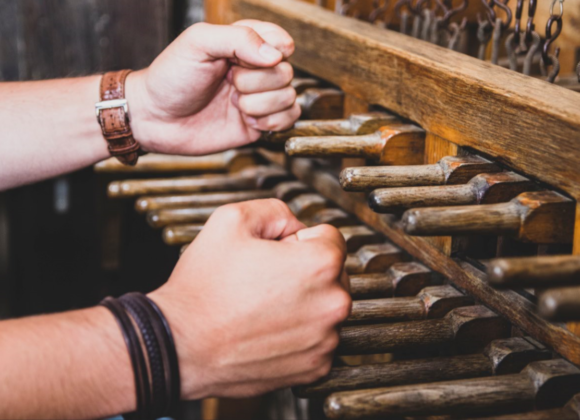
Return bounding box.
[225,0,580,365]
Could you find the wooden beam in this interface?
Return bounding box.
[232,0,580,198]
[289,157,580,365]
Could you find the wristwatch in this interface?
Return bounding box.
[95,70,141,166]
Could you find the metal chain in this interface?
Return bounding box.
[541,0,564,83]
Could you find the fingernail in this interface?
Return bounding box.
[259,43,282,61]
[231,91,239,107]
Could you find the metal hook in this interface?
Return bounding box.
[542,14,563,66]
[434,0,468,25]
[522,31,541,76]
[525,0,537,42]
[447,17,467,50]
[369,0,391,23]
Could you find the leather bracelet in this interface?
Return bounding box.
[96,70,141,166]
[104,293,181,419]
[119,294,166,418]
[100,297,151,419]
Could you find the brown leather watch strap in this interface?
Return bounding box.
[98,70,141,166]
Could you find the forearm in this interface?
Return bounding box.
[0,306,135,419]
[0,76,110,191]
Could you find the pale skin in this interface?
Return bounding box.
[0,20,351,419]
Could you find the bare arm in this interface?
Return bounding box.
[0,20,300,191]
[0,307,135,419]
[0,76,109,190]
[0,200,351,419]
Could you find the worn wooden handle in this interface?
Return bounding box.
[286,133,384,160]
[337,318,453,355]
[488,255,580,289]
[340,226,383,253]
[108,167,288,198]
[95,150,257,174]
[539,287,580,321]
[297,88,344,120]
[403,191,574,243]
[340,164,444,191]
[349,274,395,299]
[147,207,218,228]
[344,243,406,275]
[287,193,328,219]
[291,77,320,94]
[294,353,490,398]
[348,297,426,324]
[135,190,273,213]
[162,224,203,246]
[403,201,520,237]
[324,374,534,419]
[304,208,357,228]
[369,183,475,213]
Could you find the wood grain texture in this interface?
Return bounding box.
[349,261,433,299]
[162,224,203,245]
[135,190,274,213]
[291,77,320,94]
[539,287,580,322]
[264,112,399,145]
[147,207,218,228]
[285,159,580,365]
[403,191,575,244]
[294,337,549,397]
[297,88,345,120]
[324,359,580,419]
[339,225,383,252]
[107,166,289,198]
[286,124,425,164]
[287,193,328,218]
[231,0,580,199]
[347,285,472,324]
[340,156,500,192]
[487,255,580,289]
[338,306,510,355]
[303,208,358,227]
[95,150,258,174]
[369,172,536,213]
[344,243,407,274]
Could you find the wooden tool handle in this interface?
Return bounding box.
[340,226,383,253]
[265,119,353,144]
[340,164,444,191]
[162,224,203,246]
[337,318,453,355]
[305,208,358,228]
[324,374,534,419]
[294,353,490,398]
[287,193,328,219]
[135,190,273,213]
[147,207,218,228]
[291,77,320,94]
[539,287,580,321]
[344,244,406,275]
[369,183,476,213]
[348,297,426,324]
[403,201,520,237]
[286,133,383,160]
[108,172,259,198]
[488,255,580,289]
[297,88,344,119]
[349,274,394,299]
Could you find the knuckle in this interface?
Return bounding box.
[330,290,353,322]
[284,86,297,106]
[212,202,248,224]
[237,95,255,115]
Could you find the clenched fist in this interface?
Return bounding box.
[127,20,301,156]
[149,199,351,399]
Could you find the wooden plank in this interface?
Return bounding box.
[232,0,580,199]
[288,157,580,365]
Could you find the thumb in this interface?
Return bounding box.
[188,23,283,68]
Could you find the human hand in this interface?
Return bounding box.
[126,20,300,156]
[148,199,351,399]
